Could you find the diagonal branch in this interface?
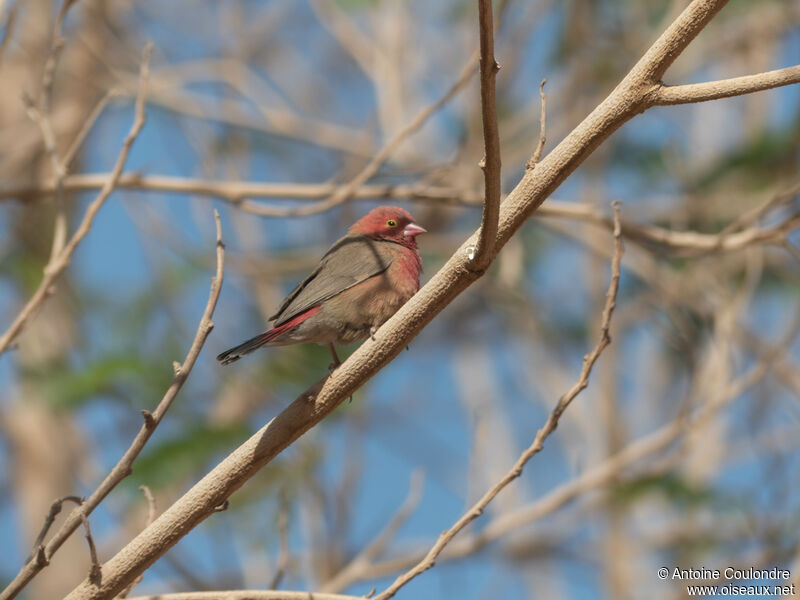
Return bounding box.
[472,0,502,270]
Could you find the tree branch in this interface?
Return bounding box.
[649,64,800,105]
[526,78,548,169]
[472,0,502,270]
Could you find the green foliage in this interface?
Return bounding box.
[611,473,716,509]
[28,354,163,412]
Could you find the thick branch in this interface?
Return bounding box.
[649,64,800,105]
[473,0,502,270]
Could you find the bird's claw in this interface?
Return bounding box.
[369,326,377,341]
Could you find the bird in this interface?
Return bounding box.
[216,206,426,367]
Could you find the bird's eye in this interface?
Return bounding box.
[386,219,397,228]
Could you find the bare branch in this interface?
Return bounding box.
[0,45,151,358]
[79,514,101,586]
[526,79,548,169]
[4,174,798,256]
[139,486,157,527]
[24,495,82,565]
[649,64,800,105]
[62,89,120,169]
[472,0,502,270]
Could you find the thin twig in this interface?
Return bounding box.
[472,0,502,270]
[371,204,624,600]
[718,180,800,235]
[63,89,120,169]
[80,514,102,585]
[24,495,82,564]
[0,44,151,358]
[526,78,548,168]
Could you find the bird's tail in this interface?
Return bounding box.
[216,307,320,365]
[216,329,283,365]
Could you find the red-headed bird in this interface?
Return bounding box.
[217,206,426,366]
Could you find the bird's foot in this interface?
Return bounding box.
[328,344,341,374]
[369,326,377,341]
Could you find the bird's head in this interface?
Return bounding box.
[349,206,426,247]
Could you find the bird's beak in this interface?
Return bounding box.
[403,222,427,238]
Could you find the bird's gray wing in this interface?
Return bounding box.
[269,235,393,326]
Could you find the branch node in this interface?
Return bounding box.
[35,546,48,567]
[141,409,156,429]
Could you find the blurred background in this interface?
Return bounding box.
[1,0,799,598]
